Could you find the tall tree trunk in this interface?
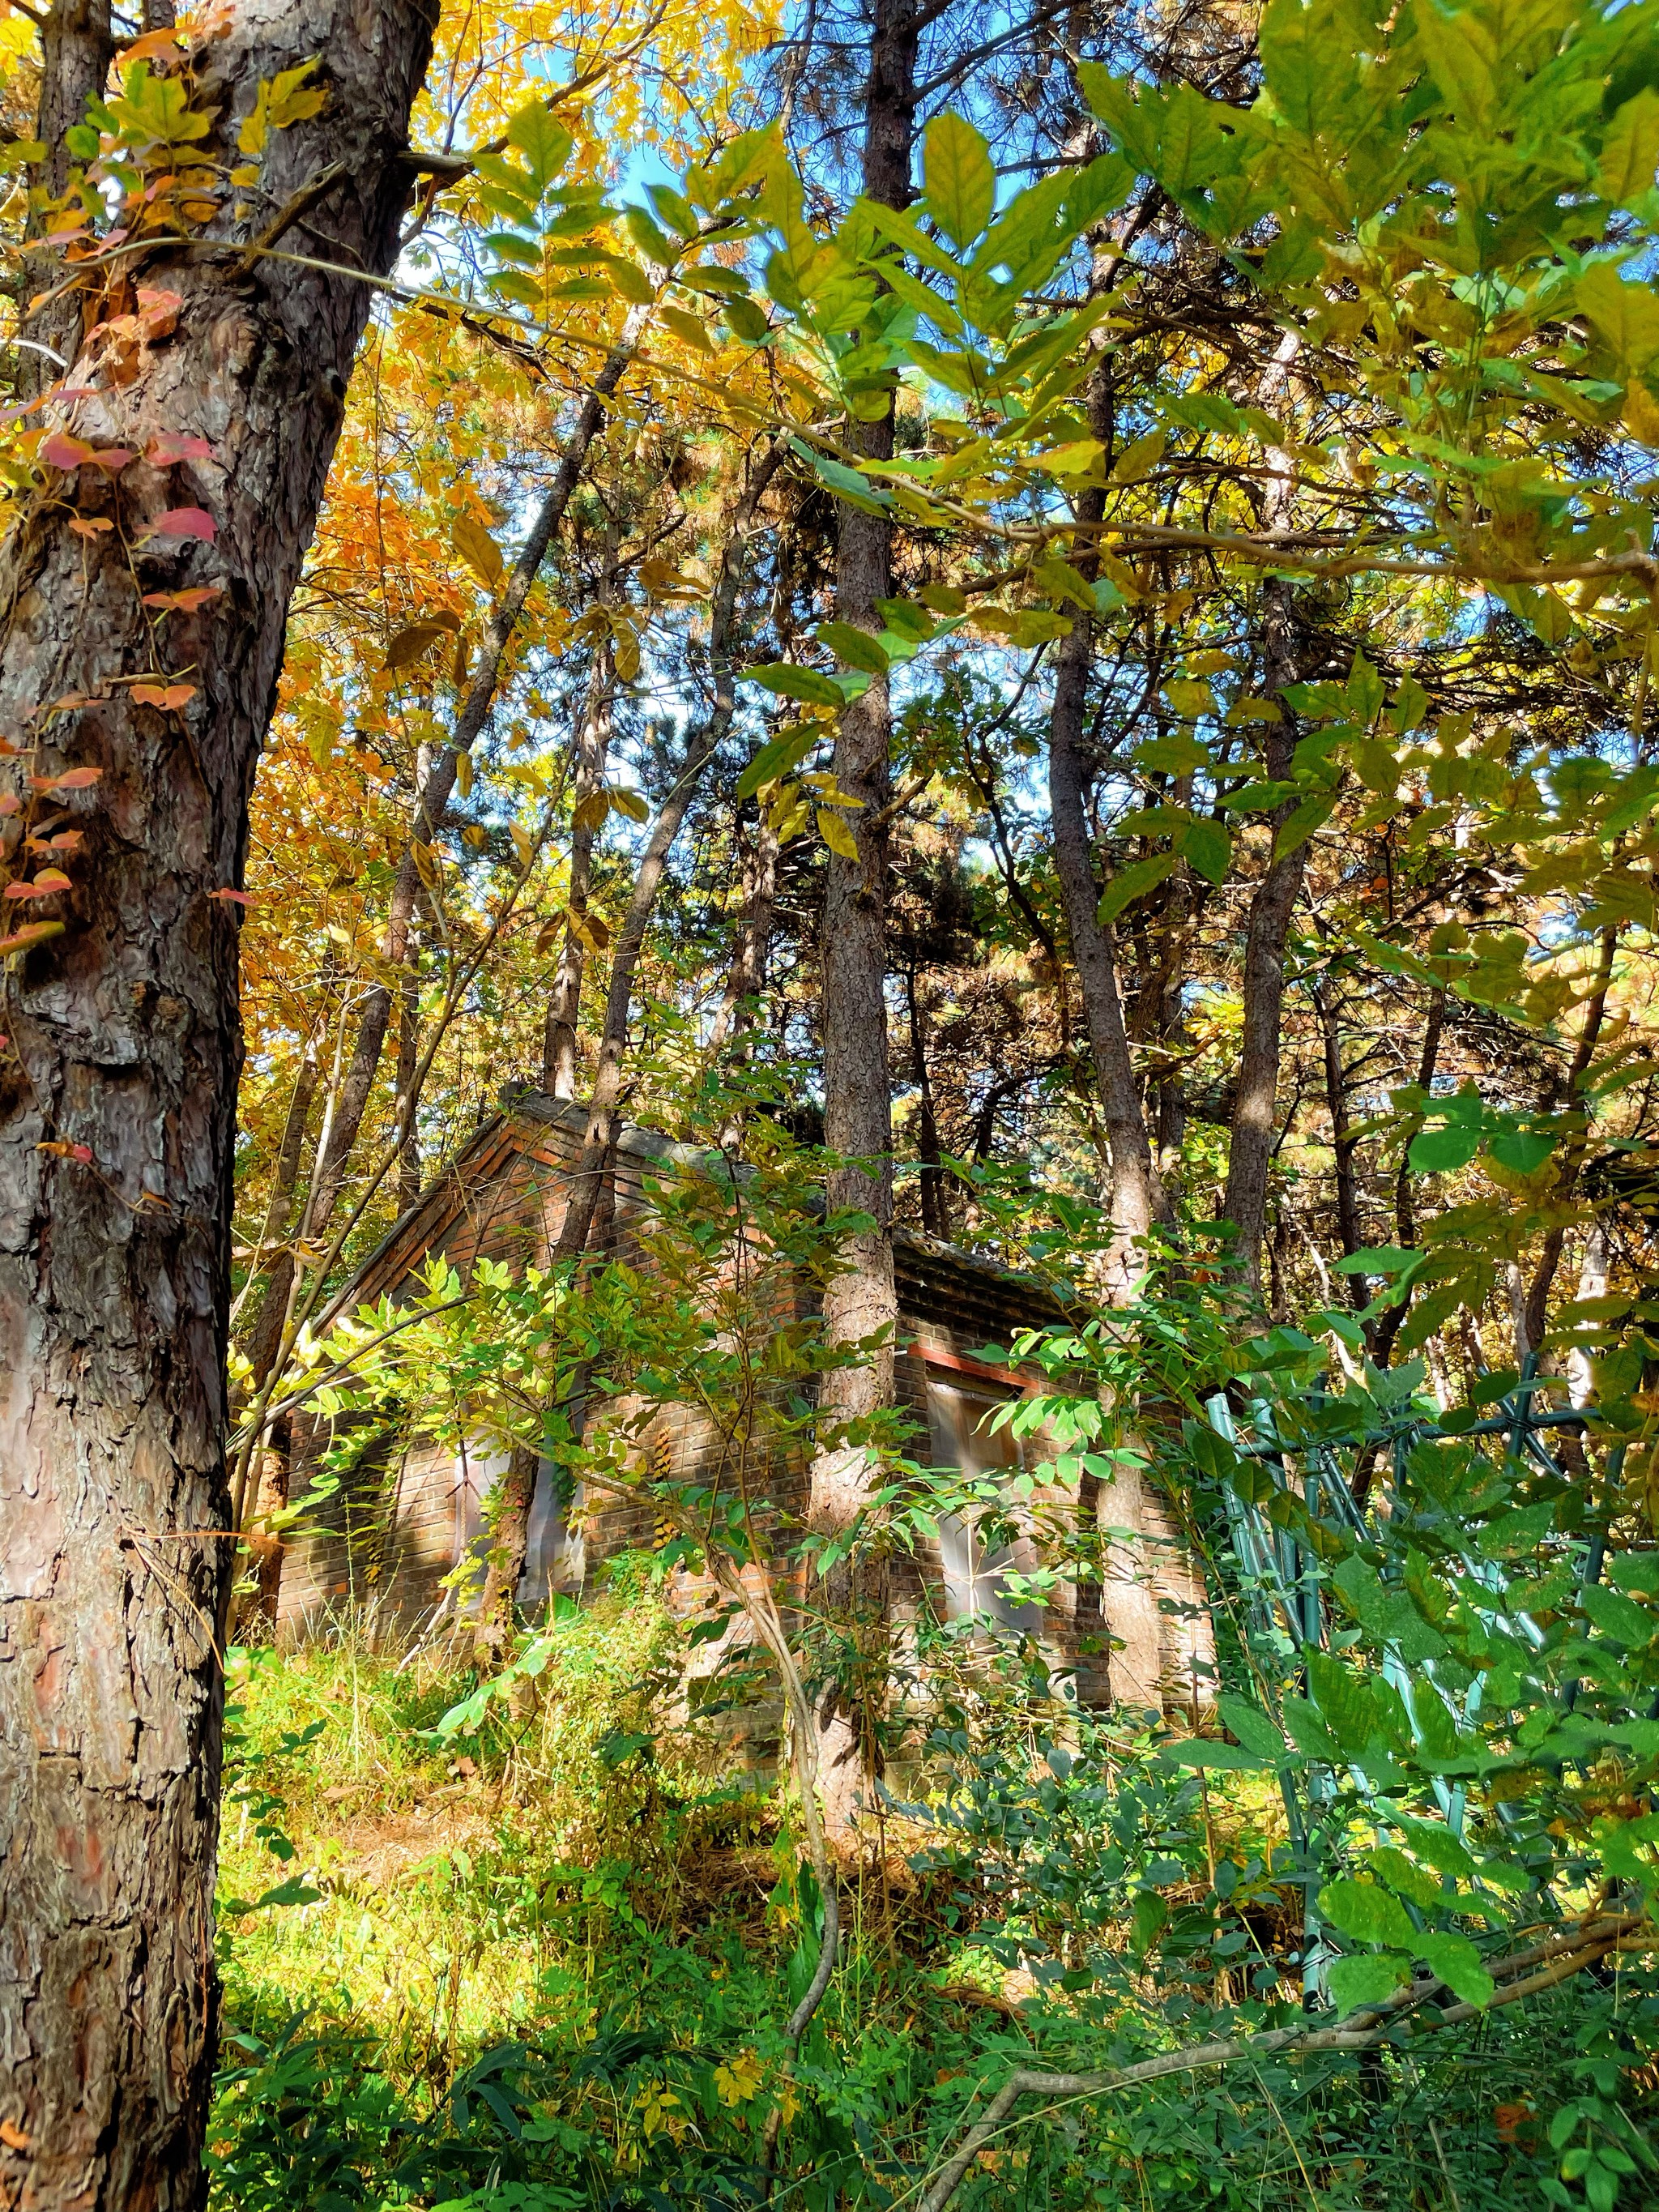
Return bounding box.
[394,950,422,1215]
[1312,976,1367,1315]
[19,1,115,391]
[905,959,946,1237]
[1369,984,1446,1373]
[1524,925,1619,1350]
[475,1445,537,1661]
[1047,372,1175,1296]
[0,9,434,2206]
[805,0,919,1847]
[542,629,615,1096]
[709,805,780,1147]
[1222,356,1307,1293]
[708,804,779,1057]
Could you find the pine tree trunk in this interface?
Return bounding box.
[806,0,919,1847]
[0,9,433,2204]
[1221,573,1303,1294]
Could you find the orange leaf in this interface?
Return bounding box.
[0,2120,32,2152]
[0,795,17,818]
[37,1140,94,1164]
[0,920,65,955]
[137,288,182,337]
[69,519,114,539]
[209,887,254,905]
[124,26,182,62]
[90,446,134,472]
[142,586,221,613]
[4,869,71,899]
[31,766,102,792]
[130,685,195,711]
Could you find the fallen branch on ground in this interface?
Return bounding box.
[916,1911,1655,2212]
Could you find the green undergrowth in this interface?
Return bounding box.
[210,1578,1659,2212]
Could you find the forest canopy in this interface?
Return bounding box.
[6,0,1659,2207]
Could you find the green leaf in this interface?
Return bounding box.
[787,435,892,515]
[736,728,816,801]
[1328,1952,1410,2012]
[1160,1737,1269,1771]
[1486,1128,1555,1174]
[1392,1813,1478,1880]
[1217,1693,1286,1761]
[816,621,889,674]
[1272,791,1335,861]
[1416,1932,1494,2008]
[1318,1878,1418,1950]
[504,103,573,194]
[1597,88,1659,208]
[744,664,844,708]
[1409,1126,1482,1173]
[1097,850,1177,925]
[1177,814,1230,884]
[1580,1582,1656,1648]
[1307,1646,1387,1757]
[1368,1846,1444,1913]
[921,112,996,248]
[1578,260,1659,374]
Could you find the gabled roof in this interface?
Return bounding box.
[331,1089,1065,1338]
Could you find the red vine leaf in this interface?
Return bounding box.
[209,887,254,905]
[130,685,196,711]
[5,869,72,899]
[40,432,97,471]
[139,506,215,542]
[147,431,214,466]
[69,519,115,539]
[36,1140,94,1164]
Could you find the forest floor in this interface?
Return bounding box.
[207,1576,1658,2212]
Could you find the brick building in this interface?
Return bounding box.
[275,1092,1212,1716]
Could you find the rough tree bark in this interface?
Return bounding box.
[804,0,920,1847]
[1311,974,1367,1316]
[1220,572,1303,1294]
[1047,371,1176,1297]
[0,7,435,2205]
[1222,353,1307,1293]
[542,627,615,1096]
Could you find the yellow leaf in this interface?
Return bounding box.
[385,620,454,673]
[454,750,474,797]
[1626,382,1659,446]
[817,805,860,861]
[1111,429,1166,483]
[609,787,648,822]
[237,86,269,157]
[452,513,504,592]
[659,303,714,353]
[267,58,326,130]
[1038,439,1103,477]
